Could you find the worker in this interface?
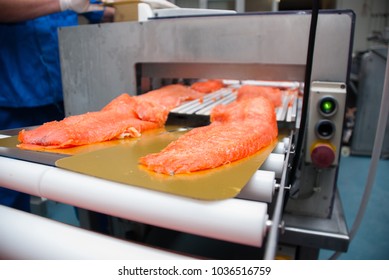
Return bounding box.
[0,0,114,211]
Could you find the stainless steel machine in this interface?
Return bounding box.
[0,10,355,259]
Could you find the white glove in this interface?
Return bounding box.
[59,0,90,13]
[141,0,178,9]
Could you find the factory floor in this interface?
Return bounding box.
[41,154,389,260]
[319,154,389,260]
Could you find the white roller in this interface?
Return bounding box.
[0,156,48,197]
[272,142,285,154]
[283,137,290,150]
[237,170,276,202]
[39,167,268,248]
[272,138,291,154]
[260,153,284,178]
[0,205,194,260]
[237,170,276,203]
[0,156,269,248]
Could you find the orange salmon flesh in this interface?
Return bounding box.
[139,96,278,174]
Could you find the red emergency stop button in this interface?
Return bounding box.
[311,143,335,168]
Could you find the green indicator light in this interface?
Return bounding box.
[319,97,337,116]
[322,101,333,112]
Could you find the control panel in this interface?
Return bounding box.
[305,81,347,168]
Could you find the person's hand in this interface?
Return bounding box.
[140,0,178,9]
[59,0,90,13]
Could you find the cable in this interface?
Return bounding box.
[290,0,320,184]
[329,46,389,260]
[265,1,320,258]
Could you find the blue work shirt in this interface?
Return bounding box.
[0,8,104,211]
[0,9,104,108]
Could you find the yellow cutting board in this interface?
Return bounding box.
[55,128,277,201]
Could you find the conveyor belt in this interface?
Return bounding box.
[0,104,292,259]
[0,129,290,248]
[170,86,300,126]
[0,155,270,247]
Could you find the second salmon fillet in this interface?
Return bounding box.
[139,96,278,174]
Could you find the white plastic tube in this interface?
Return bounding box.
[40,167,268,247]
[260,153,284,178]
[237,170,276,202]
[272,142,285,154]
[0,205,193,260]
[272,138,290,154]
[0,156,49,196]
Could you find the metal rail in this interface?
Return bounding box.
[264,131,293,259]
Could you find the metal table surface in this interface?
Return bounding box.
[281,191,349,258]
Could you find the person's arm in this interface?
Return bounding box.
[0,0,61,23]
[0,0,91,23]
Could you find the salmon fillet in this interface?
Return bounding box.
[136,84,204,110]
[18,85,204,150]
[139,96,278,174]
[18,94,165,149]
[237,85,282,107]
[210,94,276,124]
[190,80,224,93]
